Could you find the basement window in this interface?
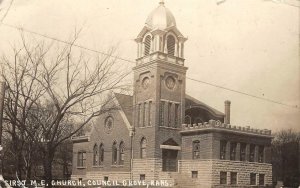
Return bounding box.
[220,171,227,184]
[250,173,256,185]
[140,174,145,181]
[192,171,198,179]
[259,174,265,185]
[230,172,237,185]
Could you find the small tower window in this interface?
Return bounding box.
[148,101,152,126]
[139,104,143,127]
[167,35,175,56]
[144,35,151,56]
[143,102,147,127]
[167,102,172,127]
[174,104,179,127]
[159,101,165,126]
[141,137,147,159]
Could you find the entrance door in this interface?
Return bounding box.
[162,149,178,172]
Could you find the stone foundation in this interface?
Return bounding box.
[178,159,272,188]
[72,159,272,188]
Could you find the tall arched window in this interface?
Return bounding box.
[193,140,200,159]
[119,141,125,165]
[112,141,117,164]
[140,138,147,159]
[167,35,175,56]
[99,143,104,165]
[144,35,151,56]
[93,144,98,166]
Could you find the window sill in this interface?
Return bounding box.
[111,165,124,168]
[77,167,86,169]
[218,159,269,164]
[92,165,104,168]
[139,126,152,129]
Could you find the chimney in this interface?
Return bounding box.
[224,100,231,124]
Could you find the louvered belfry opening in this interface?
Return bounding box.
[167,35,175,56]
[144,35,151,56]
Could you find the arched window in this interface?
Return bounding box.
[140,138,147,159]
[99,143,104,165]
[112,141,117,165]
[104,116,113,134]
[184,115,191,125]
[93,144,98,166]
[119,141,125,165]
[193,140,200,159]
[144,35,151,56]
[167,35,175,56]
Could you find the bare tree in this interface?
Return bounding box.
[272,129,300,187]
[1,33,129,186]
[1,40,45,179]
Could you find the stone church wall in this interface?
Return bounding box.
[181,133,214,160]
[72,108,132,181]
[178,159,272,187]
[178,160,213,187]
[132,158,175,185]
[211,160,272,187]
[211,132,272,162]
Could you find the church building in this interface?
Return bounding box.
[71,1,273,187]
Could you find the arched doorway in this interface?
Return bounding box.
[161,139,180,172]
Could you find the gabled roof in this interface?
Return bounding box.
[185,94,224,117]
[113,93,224,127]
[114,93,133,125]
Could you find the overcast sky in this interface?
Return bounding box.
[0,0,299,132]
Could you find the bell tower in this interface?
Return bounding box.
[132,0,187,174]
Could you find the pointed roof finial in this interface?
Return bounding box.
[159,0,165,5]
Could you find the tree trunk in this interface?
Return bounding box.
[43,149,54,188]
[16,153,23,179]
[26,164,32,181]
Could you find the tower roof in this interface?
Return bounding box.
[145,0,176,30]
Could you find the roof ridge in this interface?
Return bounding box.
[185,94,224,116]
